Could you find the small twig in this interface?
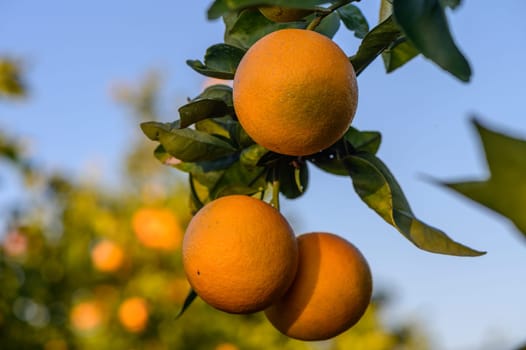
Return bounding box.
[270,166,280,210]
[307,0,356,31]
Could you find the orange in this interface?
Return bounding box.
[118,297,149,333]
[90,239,124,272]
[214,343,239,350]
[70,300,103,331]
[132,207,183,251]
[233,29,358,156]
[182,195,298,314]
[258,6,313,22]
[265,232,372,341]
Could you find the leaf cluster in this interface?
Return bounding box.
[142,1,482,257]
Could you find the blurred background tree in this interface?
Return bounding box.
[0,67,428,349]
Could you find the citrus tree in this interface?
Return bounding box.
[0,70,428,348]
[139,0,493,336]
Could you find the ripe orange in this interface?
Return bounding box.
[182,195,298,314]
[118,297,149,333]
[131,207,183,251]
[258,6,313,22]
[70,300,103,332]
[265,232,372,341]
[233,29,358,156]
[90,239,124,272]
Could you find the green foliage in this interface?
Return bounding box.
[444,119,526,239]
[350,16,403,75]
[208,0,328,20]
[337,4,369,39]
[187,44,246,79]
[0,58,26,99]
[344,152,483,256]
[145,1,480,257]
[392,0,471,81]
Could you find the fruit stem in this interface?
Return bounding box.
[271,167,280,210]
[307,0,355,31]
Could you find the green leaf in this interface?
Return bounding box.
[176,288,198,319]
[208,0,330,20]
[392,0,471,81]
[190,174,213,212]
[278,160,309,199]
[382,39,420,72]
[344,127,382,154]
[224,9,304,50]
[240,144,268,167]
[195,118,231,139]
[313,11,341,39]
[443,119,526,238]
[337,4,369,39]
[309,127,382,176]
[350,16,402,75]
[196,84,233,106]
[178,99,232,128]
[141,122,236,162]
[210,159,267,199]
[186,43,246,79]
[345,152,484,256]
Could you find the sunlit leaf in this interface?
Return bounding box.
[210,159,267,199]
[337,4,369,39]
[240,144,268,167]
[186,43,246,79]
[392,0,471,81]
[382,39,420,72]
[141,121,236,162]
[345,152,484,256]
[178,99,232,128]
[208,0,329,19]
[443,119,526,238]
[196,84,233,106]
[224,9,304,49]
[350,16,402,75]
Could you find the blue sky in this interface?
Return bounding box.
[1,1,526,349]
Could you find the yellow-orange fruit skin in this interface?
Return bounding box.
[233,29,358,156]
[265,232,372,341]
[182,195,298,314]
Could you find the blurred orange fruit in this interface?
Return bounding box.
[265,232,372,340]
[3,230,28,257]
[118,297,149,333]
[132,207,183,251]
[182,195,298,314]
[233,29,358,156]
[70,300,103,332]
[90,239,124,272]
[215,343,239,350]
